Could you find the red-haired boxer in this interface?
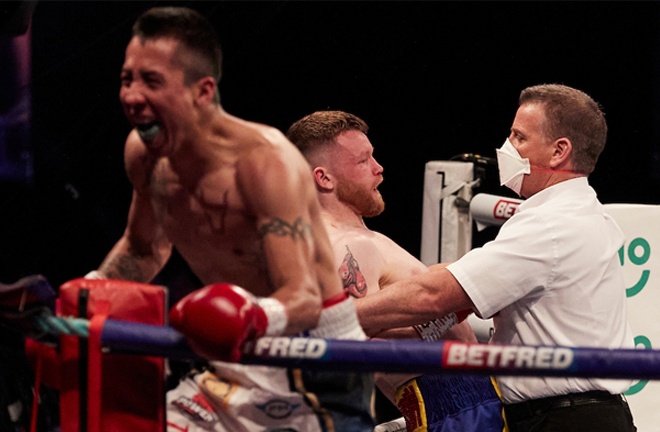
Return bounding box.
[287,110,504,431]
[87,7,373,432]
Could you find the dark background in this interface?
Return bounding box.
[0,1,659,427]
[2,1,660,291]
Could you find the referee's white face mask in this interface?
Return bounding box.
[496,138,530,196]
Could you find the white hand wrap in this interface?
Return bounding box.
[84,270,107,280]
[308,296,366,340]
[413,312,458,342]
[256,297,287,336]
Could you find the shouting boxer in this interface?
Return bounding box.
[87,7,374,432]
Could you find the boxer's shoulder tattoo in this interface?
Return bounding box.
[338,245,368,298]
[258,217,311,240]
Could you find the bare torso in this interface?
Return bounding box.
[325,219,476,342]
[147,155,270,292]
[125,113,341,300]
[326,223,427,299]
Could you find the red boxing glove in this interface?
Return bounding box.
[413,309,472,342]
[169,283,287,362]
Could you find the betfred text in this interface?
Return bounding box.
[445,343,574,370]
[253,337,327,359]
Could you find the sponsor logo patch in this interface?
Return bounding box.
[256,399,300,419]
[171,395,216,423]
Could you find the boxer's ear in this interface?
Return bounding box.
[194,76,217,105]
[313,167,334,191]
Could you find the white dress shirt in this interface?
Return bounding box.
[448,177,635,404]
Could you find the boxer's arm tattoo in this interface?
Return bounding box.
[258,217,311,240]
[99,254,145,282]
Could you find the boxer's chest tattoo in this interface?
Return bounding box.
[338,245,368,298]
[202,190,229,235]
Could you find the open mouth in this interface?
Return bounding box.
[136,121,162,143]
